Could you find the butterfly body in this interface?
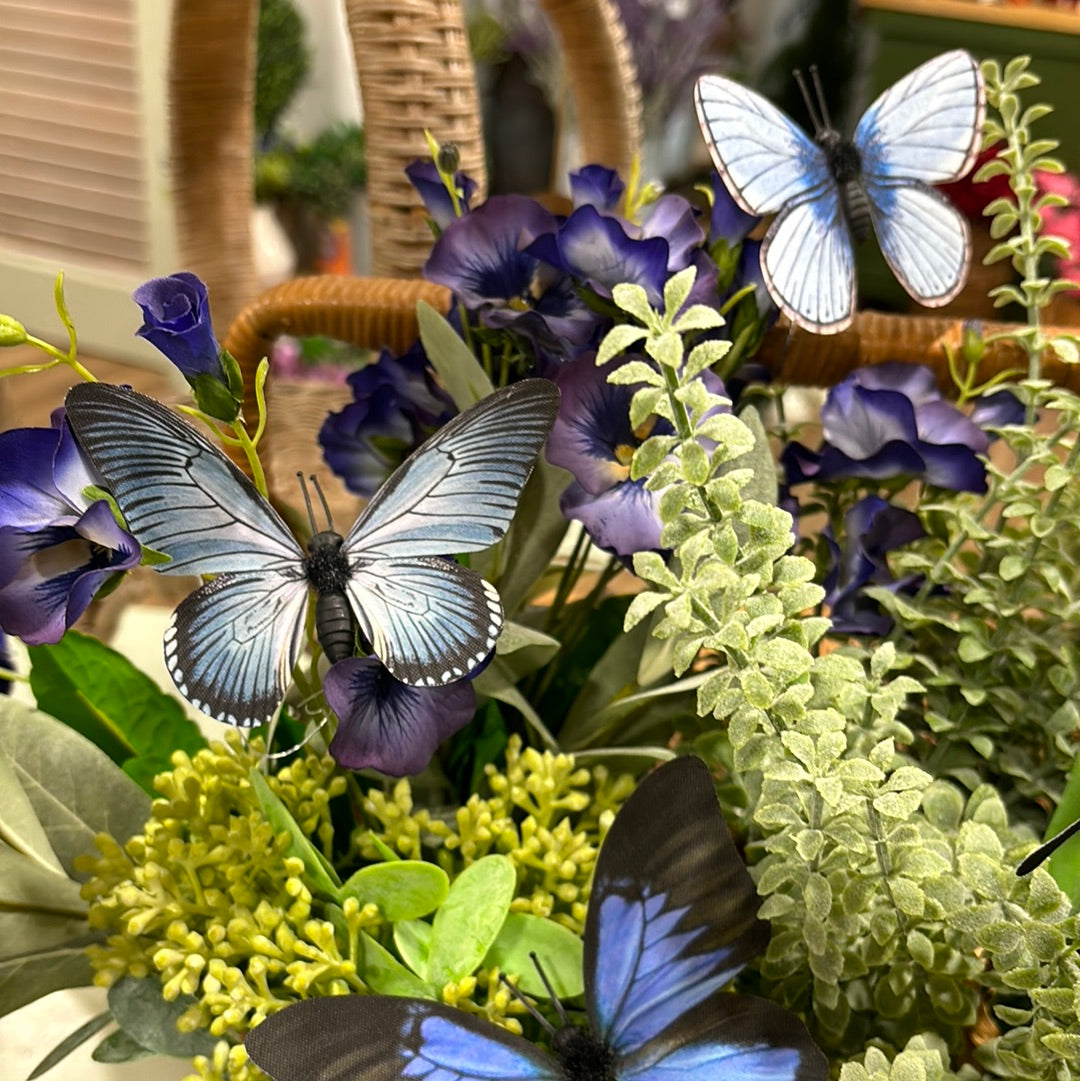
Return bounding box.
[244,756,827,1081]
[695,49,985,334]
[303,528,355,662]
[64,379,559,727]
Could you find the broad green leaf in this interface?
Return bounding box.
[489,622,561,680]
[107,977,218,1058]
[91,1029,154,1063]
[0,931,101,1017]
[483,913,584,999]
[394,918,434,981]
[26,631,205,790]
[416,301,494,409]
[426,855,515,988]
[357,930,435,998]
[29,1011,112,1079]
[0,750,64,876]
[341,861,449,921]
[249,768,342,897]
[1047,756,1080,906]
[0,700,151,877]
[0,842,87,913]
[475,679,559,751]
[0,909,94,963]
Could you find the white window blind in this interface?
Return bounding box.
[0,0,178,363]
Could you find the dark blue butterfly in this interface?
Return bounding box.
[64,380,559,727]
[695,49,984,334]
[244,756,827,1081]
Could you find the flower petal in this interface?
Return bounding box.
[325,657,476,776]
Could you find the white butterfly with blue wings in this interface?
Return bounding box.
[64,380,559,728]
[695,49,986,334]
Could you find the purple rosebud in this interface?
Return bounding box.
[324,656,476,775]
[132,272,223,383]
[405,158,478,230]
[823,496,924,637]
[569,165,625,212]
[0,415,140,644]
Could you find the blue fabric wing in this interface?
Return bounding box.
[694,74,832,217]
[64,383,303,576]
[165,571,309,726]
[244,996,562,1081]
[854,49,984,187]
[345,557,502,685]
[863,181,971,306]
[584,757,769,1058]
[344,380,560,559]
[761,188,856,334]
[618,993,827,1081]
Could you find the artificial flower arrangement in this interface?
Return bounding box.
[1,49,1080,1081]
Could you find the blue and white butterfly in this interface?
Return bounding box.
[695,49,985,334]
[64,379,559,727]
[244,755,827,1081]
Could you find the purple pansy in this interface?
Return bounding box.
[324,656,476,776]
[133,272,223,383]
[547,355,729,560]
[970,388,1025,428]
[569,164,624,212]
[320,343,456,500]
[823,496,924,637]
[424,195,595,349]
[783,363,995,493]
[708,171,758,250]
[405,159,478,230]
[0,412,140,645]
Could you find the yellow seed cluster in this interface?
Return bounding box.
[78,732,635,1081]
[360,736,635,934]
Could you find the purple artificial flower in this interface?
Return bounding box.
[0,412,140,645]
[319,342,455,499]
[970,388,1025,428]
[324,656,476,776]
[405,158,478,230]
[783,363,994,493]
[569,164,625,212]
[526,204,671,308]
[424,195,596,349]
[547,355,729,560]
[823,496,924,637]
[132,272,223,382]
[708,171,758,250]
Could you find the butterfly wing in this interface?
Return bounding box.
[346,557,502,685]
[761,188,856,334]
[165,571,309,726]
[587,757,826,1080]
[618,994,827,1081]
[244,995,562,1081]
[64,382,304,575]
[694,74,832,217]
[585,756,769,1055]
[344,379,560,558]
[694,75,855,333]
[854,49,984,306]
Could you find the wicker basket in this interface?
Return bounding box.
[169,0,642,331]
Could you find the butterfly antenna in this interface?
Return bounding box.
[791,68,823,135]
[808,64,833,132]
[297,471,319,533]
[496,973,557,1038]
[308,473,336,532]
[528,952,573,1029]
[1017,815,1080,876]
